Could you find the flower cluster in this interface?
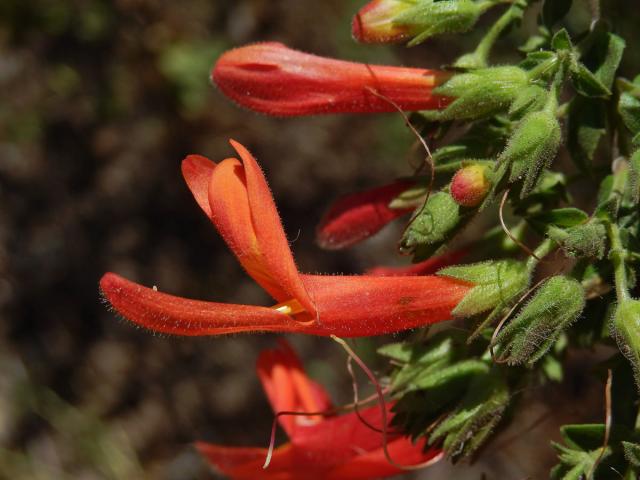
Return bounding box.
[100,0,640,478]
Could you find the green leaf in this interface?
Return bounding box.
[404,359,489,392]
[531,207,589,227]
[623,441,640,468]
[551,28,573,51]
[567,96,607,171]
[570,61,612,98]
[429,370,510,461]
[542,0,573,27]
[619,91,640,136]
[560,424,606,451]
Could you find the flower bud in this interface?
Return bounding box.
[352,0,489,46]
[450,164,491,207]
[502,108,561,197]
[212,42,451,116]
[492,276,585,365]
[613,299,640,390]
[400,191,460,257]
[316,181,414,250]
[430,66,529,121]
[547,221,606,259]
[438,260,530,317]
[429,369,509,461]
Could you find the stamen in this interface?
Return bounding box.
[271,299,306,316]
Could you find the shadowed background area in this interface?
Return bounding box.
[0,0,636,478]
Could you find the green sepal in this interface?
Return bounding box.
[396,0,487,47]
[430,66,529,121]
[439,260,530,317]
[492,276,585,365]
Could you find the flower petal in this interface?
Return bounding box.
[257,340,332,437]
[181,154,217,217]
[206,140,316,317]
[301,274,472,337]
[196,442,298,480]
[316,181,414,250]
[212,42,450,116]
[99,272,298,336]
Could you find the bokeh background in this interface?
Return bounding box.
[1,1,637,478]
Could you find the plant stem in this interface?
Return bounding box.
[608,222,630,302]
[473,1,526,65]
[526,238,555,273]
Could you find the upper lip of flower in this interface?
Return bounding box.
[100,140,472,338]
[195,340,442,479]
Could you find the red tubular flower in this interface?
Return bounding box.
[197,340,442,479]
[211,42,451,116]
[100,140,472,338]
[366,248,468,276]
[316,181,414,250]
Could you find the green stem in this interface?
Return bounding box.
[473,1,526,65]
[526,56,559,82]
[608,222,630,302]
[526,238,556,273]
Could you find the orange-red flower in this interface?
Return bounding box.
[197,340,442,479]
[316,181,415,250]
[100,140,471,337]
[212,42,450,116]
[367,249,468,276]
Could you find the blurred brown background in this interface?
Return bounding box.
[0,1,636,479]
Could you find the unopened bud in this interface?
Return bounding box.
[613,299,640,391]
[548,221,606,259]
[492,276,585,365]
[400,191,460,257]
[439,260,530,317]
[450,164,491,207]
[431,66,529,121]
[352,0,490,46]
[502,108,561,197]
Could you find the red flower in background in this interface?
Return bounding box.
[316,181,415,250]
[352,0,417,44]
[212,42,450,116]
[100,140,471,337]
[367,248,468,276]
[197,340,442,479]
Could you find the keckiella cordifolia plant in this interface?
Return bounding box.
[100,0,640,478]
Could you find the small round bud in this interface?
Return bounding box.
[450,165,490,207]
